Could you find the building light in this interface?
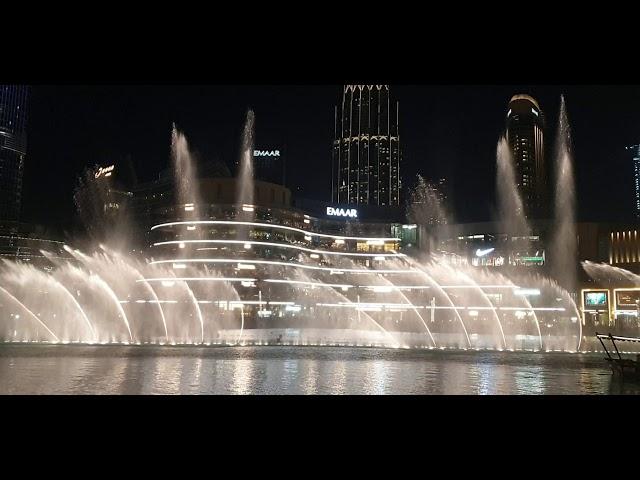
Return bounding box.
[184,204,195,212]
[326,207,358,218]
[367,240,384,246]
[187,225,196,231]
[310,253,319,259]
[242,205,254,212]
[95,165,115,179]
[179,243,185,249]
[513,288,540,296]
[372,286,393,293]
[238,263,256,270]
[244,243,252,249]
[172,263,187,269]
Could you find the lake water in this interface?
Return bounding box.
[0,345,637,395]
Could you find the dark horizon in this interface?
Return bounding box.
[20,84,640,235]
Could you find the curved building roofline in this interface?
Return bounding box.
[509,94,540,110]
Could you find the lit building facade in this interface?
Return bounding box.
[506,94,546,219]
[144,196,572,349]
[145,180,429,345]
[627,144,640,219]
[332,85,401,207]
[431,221,640,273]
[0,85,29,223]
[0,223,72,270]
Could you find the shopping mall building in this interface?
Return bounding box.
[67,162,640,345]
[428,220,640,335]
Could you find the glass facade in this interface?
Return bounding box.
[627,144,640,219]
[332,85,401,207]
[506,95,546,220]
[0,85,29,223]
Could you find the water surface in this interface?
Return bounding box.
[0,345,636,395]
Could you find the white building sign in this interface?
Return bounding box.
[95,165,115,179]
[326,207,358,218]
[253,150,280,157]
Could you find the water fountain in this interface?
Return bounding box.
[582,261,640,286]
[495,136,530,238]
[237,110,255,213]
[172,124,201,218]
[550,96,577,293]
[0,109,584,352]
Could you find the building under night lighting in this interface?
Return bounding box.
[332,85,401,207]
[0,85,29,224]
[627,144,640,219]
[506,94,546,220]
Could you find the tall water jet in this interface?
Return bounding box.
[236,110,255,244]
[407,174,449,226]
[237,110,255,215]
[73,165,133,251]
[171,124,201,218]
[406,174,449,253]
[496,136,530,238]
[550,96,577,293]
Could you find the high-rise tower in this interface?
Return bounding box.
[505,94,546,219]
[0,85,29,222]
[627,144,640,219]
[332,85,401,207]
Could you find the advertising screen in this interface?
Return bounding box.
[615,289,640,308]
[584,291,608,307]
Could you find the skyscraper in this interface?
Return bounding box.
[0,85,29,223]
[505,94,546,219]
[627,144,640,219]
[332,85,401,207]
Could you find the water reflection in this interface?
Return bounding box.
[329,361,347,395]
[302,359,319,395]
[151,356,183,395]
[513,368,544,395]
[230,359,255,395]
[0,346,632,395]
[473,363,495,395]
[363,361,389,395]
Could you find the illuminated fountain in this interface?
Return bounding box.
[0,108,584,351]
[496,136,530,239]
[582,261,640,286]
[172,123,201,219]
[550,96,577,293]
[237,110,256,216]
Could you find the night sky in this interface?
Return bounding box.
[23,85,640,233]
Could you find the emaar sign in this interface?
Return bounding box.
[326,207,358,218]
[254,150,280,157]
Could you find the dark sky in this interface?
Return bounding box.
[23,85,640,232]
